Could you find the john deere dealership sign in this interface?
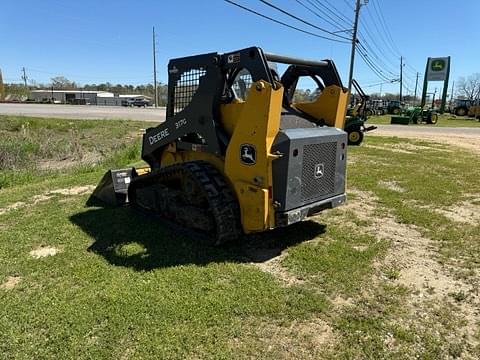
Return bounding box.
[421,56,451,113]
[426,57,450,81]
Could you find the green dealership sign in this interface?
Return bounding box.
[431,59,446,72]
[426,57,450,81]
[421,56,451,113]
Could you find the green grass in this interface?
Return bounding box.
[369,113,480,127]
[1,116,479,359]
[0,115,155,189]
[348,136,480,271]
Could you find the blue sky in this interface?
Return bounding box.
[1,0,479,95]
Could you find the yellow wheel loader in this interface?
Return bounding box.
[91,47,349,244]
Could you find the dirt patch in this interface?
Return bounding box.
[371,130,480,154]
[0,185,95,216]
[39,152,102,170]
[230,319,334,358]
[38,158,78,171]
[49,185,95,196]
[32,194,54,203]
[364,144,414,154]
[436,199,480,225]
[331,295,353,308]
[391,142,452,152]
[252,253,305,287]
[346,190,472,298]
[0,202,26,215]
[29,246,61,259]
[344,189,479,348]
[1,276,21,290]
[378,180,406,193]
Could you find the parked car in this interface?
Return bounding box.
[122,98,149,107]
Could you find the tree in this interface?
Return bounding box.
[457,73,480,101]
[50,76,76,90]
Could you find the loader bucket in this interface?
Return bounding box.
[390,116,411,125]
[88,168,134,206]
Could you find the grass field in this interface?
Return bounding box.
[369,113,480,127]
[1,116,479,359]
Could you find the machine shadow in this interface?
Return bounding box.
[70,206,327,271]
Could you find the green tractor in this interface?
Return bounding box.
[391,106,438,125]
[345,80,377,145]
[386,100,402,115]
[453,99,471,117]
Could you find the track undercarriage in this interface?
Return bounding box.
[128,161,241,244]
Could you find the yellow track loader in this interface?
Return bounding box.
[92,47,349,244]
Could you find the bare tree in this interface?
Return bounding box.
[457,73,480,101]
[50,76,77,90]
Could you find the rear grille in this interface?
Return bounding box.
[301,142,337,201]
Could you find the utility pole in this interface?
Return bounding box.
[21,67,28,87]
[414,72,419,105]
[0,68,4,100]
[347,0,363,94]
[450,80,455,104]
[152,26,158,108]
[399,56,403,102]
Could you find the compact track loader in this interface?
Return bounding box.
[92,47,349,244]
[345,79,376,145]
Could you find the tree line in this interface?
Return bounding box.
[2,73,480,105]
[1,76,169,105]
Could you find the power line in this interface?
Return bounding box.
[356,45,394,82]
[311,0,351,27]
[364,5,399,61]
[301,0,350,31]
[358,20,400,71]
[363,79,399,88]
[294,0,345,31]
[371,0,401,56]
[224,0,350,43]
[342,0,354,11]
[259,0,350,40]
[357,39,398,77]
[322,0,353,23]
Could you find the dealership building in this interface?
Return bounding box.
[30,90,151,106]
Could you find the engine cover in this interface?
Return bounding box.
[271,127,347,213]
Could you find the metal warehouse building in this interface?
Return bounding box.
[30,90,151,106]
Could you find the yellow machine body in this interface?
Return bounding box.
[159,80,346,233]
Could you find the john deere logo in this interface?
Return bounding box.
[431,59,445,72]
[240,144,256,165]
[314,163,324,178]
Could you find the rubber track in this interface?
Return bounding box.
[128,161,242,245]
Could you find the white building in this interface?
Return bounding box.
[30,90,151,106]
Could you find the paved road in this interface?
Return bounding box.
[0,103,166,122]
[1,103,478,152]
